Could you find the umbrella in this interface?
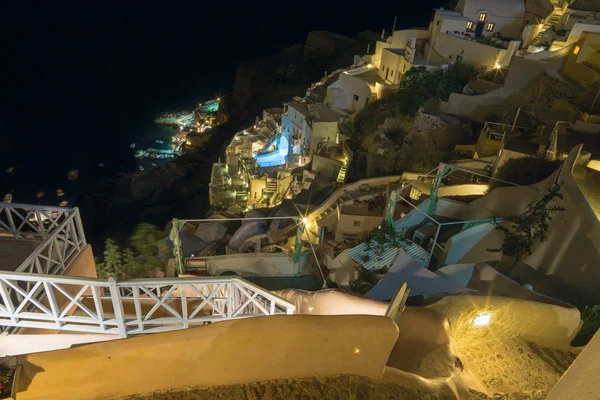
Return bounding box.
[195,222,227,242]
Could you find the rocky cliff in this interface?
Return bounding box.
[231,30,377,119]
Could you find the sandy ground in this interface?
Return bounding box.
[118,375,491,400]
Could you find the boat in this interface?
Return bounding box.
[155,140,164,144]
[56,189,65,197]
[139,165,144,171]
[5,167,14,174]
[98,163,105,167]
[130,143,136,149]
[36,191,45,199]
[58,200,69,207]
[3,193,12,203]
[68,169,79,180]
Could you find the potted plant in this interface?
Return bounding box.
[0,359,20,400]
[488,182,565,274]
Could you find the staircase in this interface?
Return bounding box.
[261,179,278,205]
[531,7,564,46]
[578,85,600,114]
[258,130,280,155]
[336,164,347,184]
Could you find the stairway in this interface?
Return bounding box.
[336,164,347,184]
[531,7,564,46]
[578,85,600,114]
[258,130,280,155]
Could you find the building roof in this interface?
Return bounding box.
[288,102,310,118]
[352,68,386,86]
[308,103,342,123]
[435,9,463,18]
[264,107,284,114]
[504,139,540,156]
[340,203,384,217]
[386,48,406,56]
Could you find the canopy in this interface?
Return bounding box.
[194,222,227,242]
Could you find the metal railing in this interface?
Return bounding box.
[0,272,295,337]
[0,202,76,240]
[483,122,536,143]
[0,203,87,275]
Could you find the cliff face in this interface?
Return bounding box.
[231,30,376,119]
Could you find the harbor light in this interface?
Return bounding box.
[471,311,492,328]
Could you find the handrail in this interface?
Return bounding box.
[14,209,87,275]
[0,272,295,337]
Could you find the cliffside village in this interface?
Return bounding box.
[3,0,600,399]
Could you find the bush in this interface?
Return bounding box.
[490,156,561,190]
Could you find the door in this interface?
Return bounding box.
[475,21,484,38]
[385,67,389,80]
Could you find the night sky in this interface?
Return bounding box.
[0,0,449,202]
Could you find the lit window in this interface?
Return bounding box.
[486,22,495,32]
[466,21,474,31]
[574,45,581,55]
[353,221,362,227]
[479,13,487,22]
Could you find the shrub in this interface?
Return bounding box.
[490,156,561,190]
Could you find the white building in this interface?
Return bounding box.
[326,65,386,113]
[455,0,526,39]
[282,102,342,158]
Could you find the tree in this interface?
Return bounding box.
[489,182,565,273]
[490,156,561,190]
[96,239,122,279]
[95,223,165,279]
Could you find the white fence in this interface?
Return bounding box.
[0,203,87,275]
[0,272,295,337]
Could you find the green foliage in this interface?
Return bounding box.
[443,61,480,87]
[489,182,565,262]
[129,223,164,255]
[363,220,410,260]
[574,304,600,346]
[96,223,165,279]
[490,156,561,190]
[348,266,390,295]
[353,62,479,142]
[0,367,14,392]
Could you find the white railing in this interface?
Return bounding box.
[0,202,76,240]
[0,203,87,276]
[15,211,86,275]
[0,272,295,337]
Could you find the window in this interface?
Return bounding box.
[353,94,359,101]
[466,21,474,31]
[436,20,440,26]
[479,13,487,22]
[391,70,394,77]
[486,22,495,32]
[353,221,362,227]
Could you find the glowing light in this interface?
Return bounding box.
[308,306,314,312]
[494,61,501,70]
[302,217,309,225]
[539,24,543,29]
[353,347,360,355]
[216,97,221,102]
[471,312,492,327]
